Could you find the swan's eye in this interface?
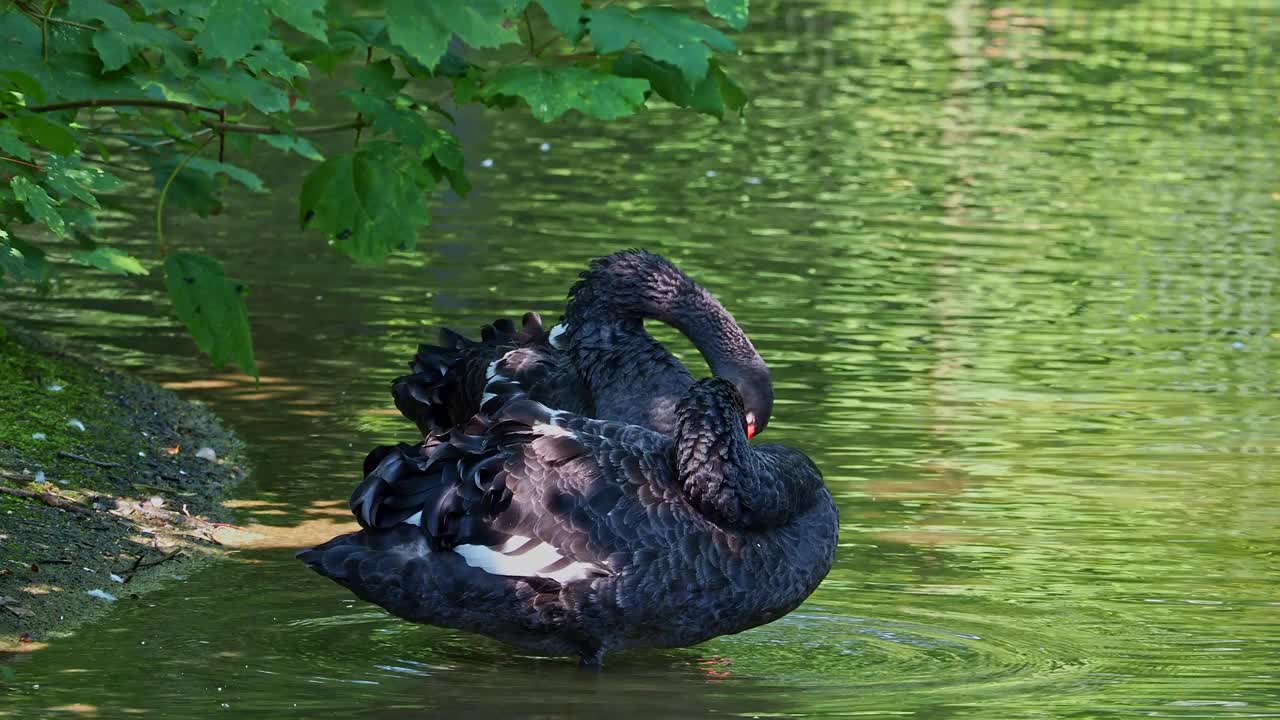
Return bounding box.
[745,412,757,439]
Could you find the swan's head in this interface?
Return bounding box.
[726,365,773,438]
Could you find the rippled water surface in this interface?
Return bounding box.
[3,1,1279,717]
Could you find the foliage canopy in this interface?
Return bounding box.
[0,0,749,375]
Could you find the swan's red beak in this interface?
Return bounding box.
[745,418,757,439]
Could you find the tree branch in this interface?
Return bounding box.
[21,98,223,117]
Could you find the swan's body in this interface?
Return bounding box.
[392,251,773,438]
[300,377,838,668]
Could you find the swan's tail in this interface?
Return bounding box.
[391,312,548,436]
[296,525,572,641]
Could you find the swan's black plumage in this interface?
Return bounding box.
[300,376,838,667]
[390,251,773,438]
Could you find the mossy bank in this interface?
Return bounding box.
[0,326,247,650]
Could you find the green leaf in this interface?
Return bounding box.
[244,40,309,82]
[44,155,123,208]
[713,63,747,114]
[0,70,45,102]
[69,0,186,71]
[137,0,207,16]
[91,32,133,71]
[483,66,648,122]
[340,91,434,149]
[0,11,144,102]
[164,252,256,376]
[537,0,586,40]
[13,116,77,155]
[11,177,66,237]
[424,129,469,196]
[614,52,688,102]
[258,134,324,161]
[0,126,32,161]
[184,157,266,192]
[299,142,432,263]
[196,68,292,113]
[387,1,520,72]
[354,59,406,97]
[270,0,328,42]
[588,7,734,84]
[613,54,745,118]
[73,247,148,275]
[68,0,135,68]
[706,0,749,31]
[196,0,270,64]
[0,237,50,284]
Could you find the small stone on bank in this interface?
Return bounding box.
[34,471,46,484]
[31,432,46,441]
[67,419,86,431]
[196,447,217,462]
[86,589,117,603]
[46,384,64,392]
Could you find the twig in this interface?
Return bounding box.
[127,545,183,573]
[57,450,121,468]
[117,549,183,583]
[14,1,97,31]
[155,134,215,256]
[0,485,95,516]
[217,109,226,163]
[1,156,41,170]
[38,0,56,62]
[523,7,537,57]
[533,34,562,56]
[120,553,145,579]
[352,46,374,148]
[202,119,367,136]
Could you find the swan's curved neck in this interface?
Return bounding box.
[674,382,757,529]
[564,253,771,414]
[674,379,819,530]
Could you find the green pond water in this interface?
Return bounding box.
[3,1,1279,717]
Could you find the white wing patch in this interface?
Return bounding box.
[547,323,568,349]
[532,422,575,439]
[485,359,502,382]
[454,535,607,583]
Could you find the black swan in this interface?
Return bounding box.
[299,373,838,668]
[392,250,774,439]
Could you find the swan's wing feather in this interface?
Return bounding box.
[352,392,685,582]
[392,313,587,437]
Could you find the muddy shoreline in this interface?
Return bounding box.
[0,326,248,651]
